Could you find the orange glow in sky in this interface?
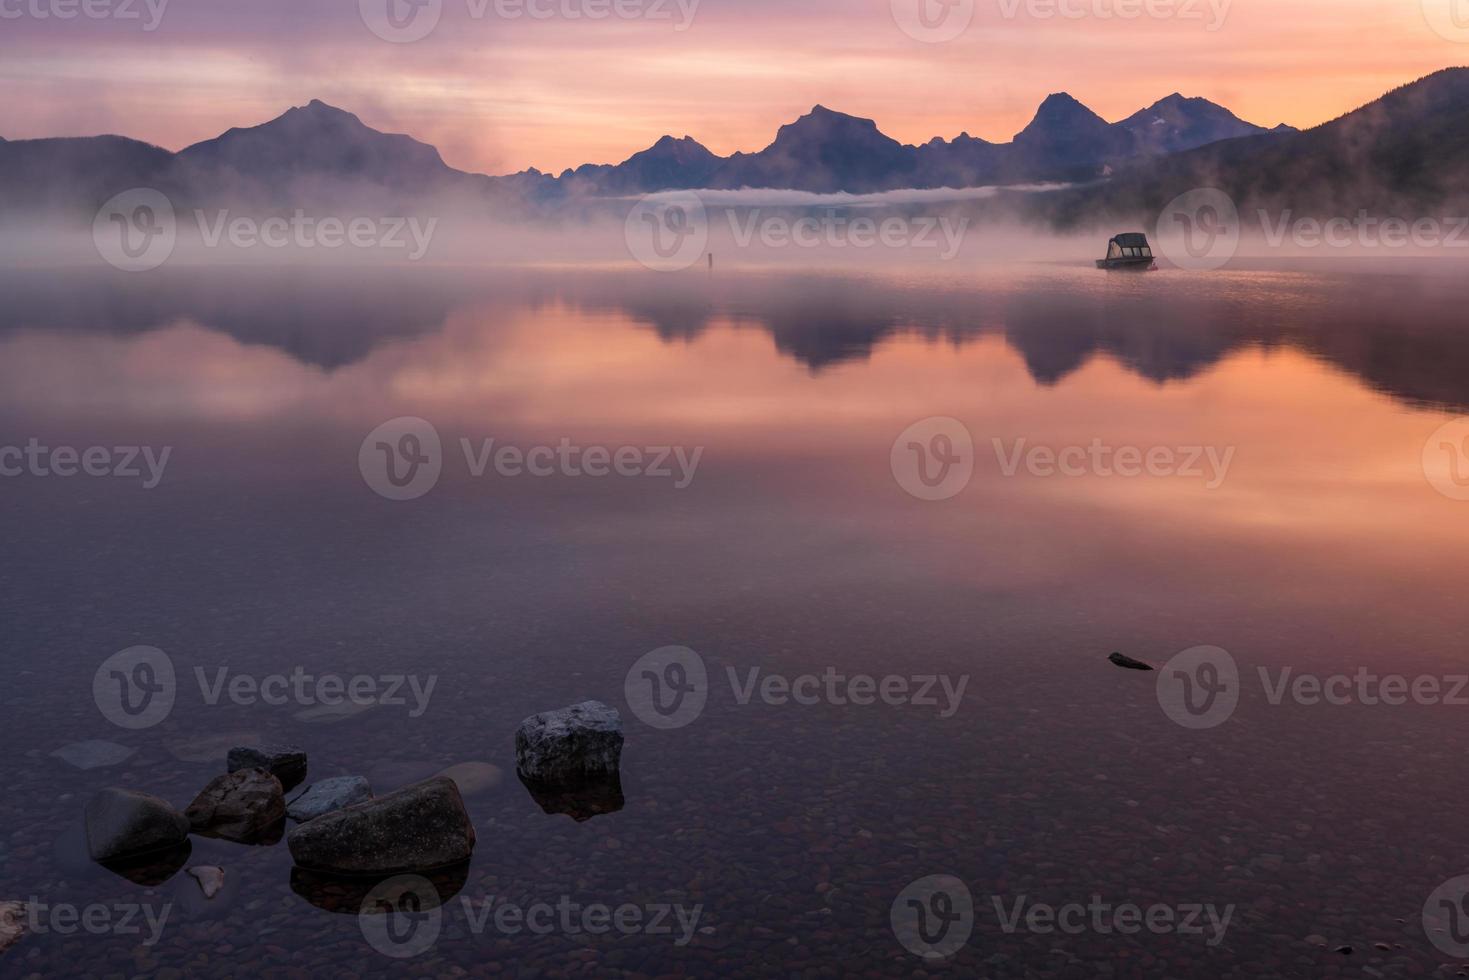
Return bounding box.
[0,0,1462,175]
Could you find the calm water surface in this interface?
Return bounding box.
[2,260,1467,978]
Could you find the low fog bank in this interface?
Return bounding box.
[7,187,1469,275]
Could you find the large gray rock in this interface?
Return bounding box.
[185,770,286,843]
[287,776,372,823]
[287,777,475,875]
[84,788,190,862]
[515,700,624,785]
[227,745,307,789]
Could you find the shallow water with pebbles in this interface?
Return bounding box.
[3,261,1468,977]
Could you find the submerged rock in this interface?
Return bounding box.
[50,740,137,770]
[0,901,27,955]
[185,770,286,843]
[287,777,475,875]
[515,701,624,785]
[84,788,190,863]
[367,761,440,793]
[1107,652,1155,671]
[295,700,377,725]
[167,731,261,764]
[228,745,307,790]
[287,776,372,823]
[436,762,504,798]
[187,865,226,900]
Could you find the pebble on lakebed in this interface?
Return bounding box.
[187,865,226,900]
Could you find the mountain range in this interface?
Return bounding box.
[1,68,1466,226]
[550,91,1285,195]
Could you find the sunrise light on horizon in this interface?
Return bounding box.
[0,0,1463,175]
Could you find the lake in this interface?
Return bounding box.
[1,258,1466,978]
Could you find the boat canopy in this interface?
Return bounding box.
[1106,233,1153,260]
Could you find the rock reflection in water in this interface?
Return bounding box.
[99,842,194,887]
[519,772,626,822]
[290,861,470,915]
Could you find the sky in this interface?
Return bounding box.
[0,0,1464,176]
